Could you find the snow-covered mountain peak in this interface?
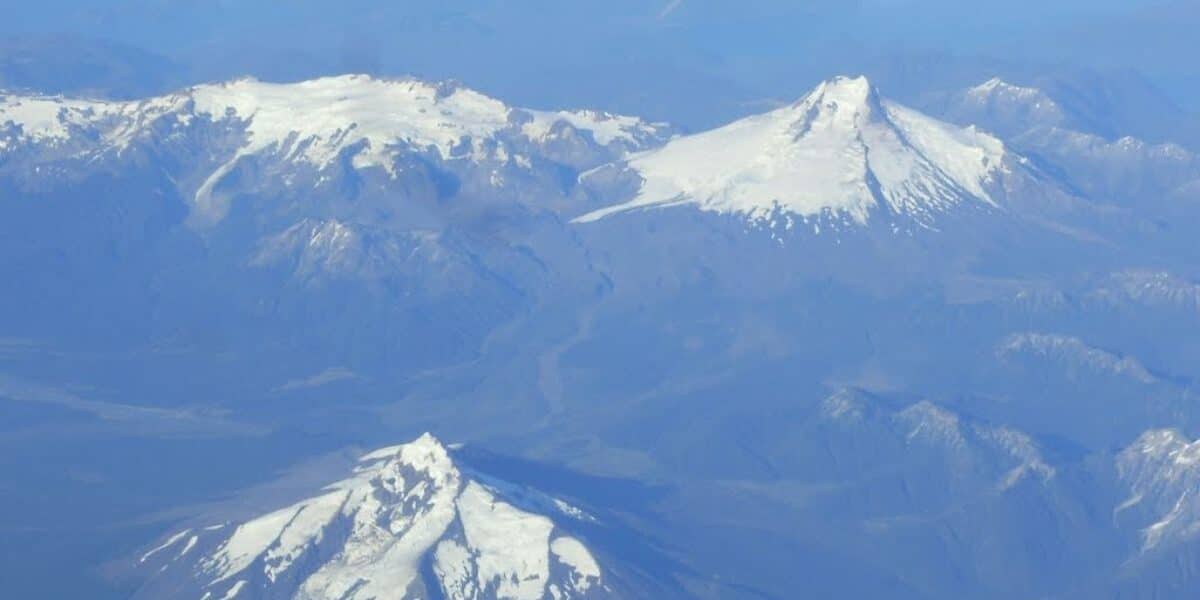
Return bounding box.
[1117,430,1200,552]
[187,75,515,169]
[896,400,967,448]
[812,74,876,98]
[353,430,458,478]
[575,75,1011,228]
[135,433,611,600]
[936,78,1070,139]
[962,78,1066,118]
[968,78,1048,100]
[792,75,884,125]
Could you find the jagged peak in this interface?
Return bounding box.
[135,432,610,599]
[1117,429,1200,552]
[1126,429,1200,463]
[354,431,455,470]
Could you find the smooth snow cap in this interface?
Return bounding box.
[575,75,1009,226]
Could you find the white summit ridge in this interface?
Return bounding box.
[134,433,610,600]
[1,74,672,226]
[575,75,1014,227]
[0,74,667,163]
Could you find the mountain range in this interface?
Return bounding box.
[3,73,1200,598]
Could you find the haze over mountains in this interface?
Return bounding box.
[3,68,1200,599]
[928,77,1200,209]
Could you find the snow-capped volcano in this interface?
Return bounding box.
[134,434,613,600]
[575,76,1015,227]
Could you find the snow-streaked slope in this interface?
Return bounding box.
[1117,430,1200,552]
[575,76,1012,227]
[998,332,1158,384]
[135,434,610,600]
[1090,270,1200,314]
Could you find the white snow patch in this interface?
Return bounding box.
[552,498,597,522]
[433,539,475,599]
[179,535,198,559]
[551,536,601,591]
[457,481,554,600]
[263,490,347,582]
[218,580,248,600]
[203,504,301,582]
[140,528,192,563]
